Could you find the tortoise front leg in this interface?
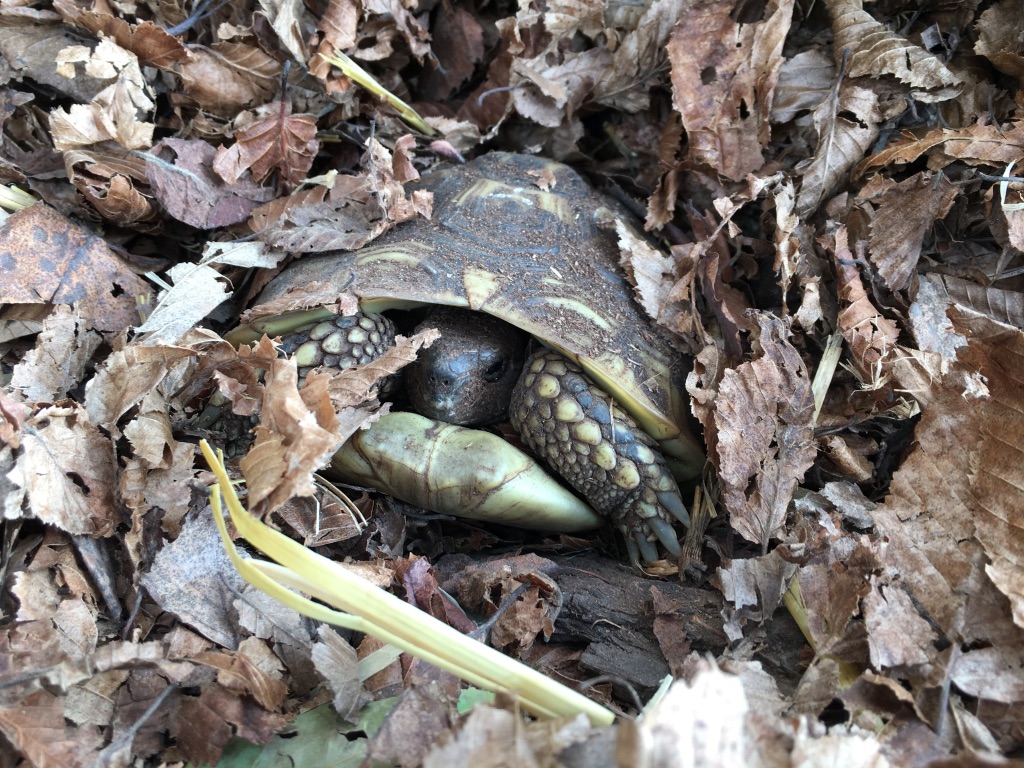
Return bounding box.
[509,350,690,563]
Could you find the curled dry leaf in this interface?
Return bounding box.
[53,1,187,69]
[796,83,882,216]
[714,313,816,550]
[134,263,232,346]
[856,121,1024,177]
[975,0,1024,82]
[177,43,282,116]
[19,403,118,536]
[7,305,101,403]
[49,39,155,152]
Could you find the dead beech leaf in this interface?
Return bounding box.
[416,2,484,102]
[714,313,816,550]
[950,308,1024,627]
[796,83,881,216]
[311,626,370,720]
[238,337,347,511]
[865,172,959,291]
[0,690,104,768]
[856,122,1024,177]
[52,2,186,69]
[142,511,249,648]
[21,403,118,536]
[771,49,835,124]
[975,0,1024,82]
[213,103,318,186]
[177,43,281,116]
[254,0,312,65]
[0,204,149,334]
[63,147,159,229]
[146,138,275,229]
[826,226,900,382]
[193,645,287,712]
[667,0,794,180]
[826,0,960,92]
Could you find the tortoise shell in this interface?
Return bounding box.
[239,153,703,481]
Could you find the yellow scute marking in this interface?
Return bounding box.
[463,266,501,309]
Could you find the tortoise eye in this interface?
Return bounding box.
[483,359,507,382]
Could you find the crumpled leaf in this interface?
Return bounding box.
[975,0,1024,82]
[146,138,275,229]
[826,0,961,93]
[20,403,118,536]
[714,313,816,549]
[826,226,900,383]
[49,38,155,151]
[134,263,232,345]
[141,511,249,648]
[856,121,1024,176]
[667,0,794,180]
[7,305,101,402]
[177,43,282,115]
[796,83,882,216]
[213,102,318,186]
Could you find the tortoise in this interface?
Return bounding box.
[228,153,705,562]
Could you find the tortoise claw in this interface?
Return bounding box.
[647,516,681,557]
[633,531,660,563]
[659,490,691,527]
[625,532,641,564]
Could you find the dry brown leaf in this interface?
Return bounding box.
[172,685,289,765]
[53,2,187,69]
[771,49,836,124]
[255,0,313,65]
[0,204,148,335]
[7,305,101,402]
[20,403,118,536]
[714,313,816,549]
[146,138,276,229]
[797,84,882,216]
[950,308,1024,627]
[826,226,900,382]
[974,0,1024,83]
[213,103,318,186]
[311,626,370,720]
[237,338,348,511]
[667,0,794,180]
[141,511,249,648]
[62,147,159,229]
[865,172,959,292]
[177,43,281,116]
[49,39,154,151]
[134,263,232,345]
[856,122,1024,176]
[193,643,287,712]
[826,0,961,93]
[0,689,104,768]
[415,2,485,102]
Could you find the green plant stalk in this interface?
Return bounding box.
[201,440,614,725]
[320,52,435,136]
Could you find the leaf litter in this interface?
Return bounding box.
[2,0,1024,765]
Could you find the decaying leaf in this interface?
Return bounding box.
[715,313,816,549]
[0,203,149,334]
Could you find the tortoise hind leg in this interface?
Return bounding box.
[509,350,690,562]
